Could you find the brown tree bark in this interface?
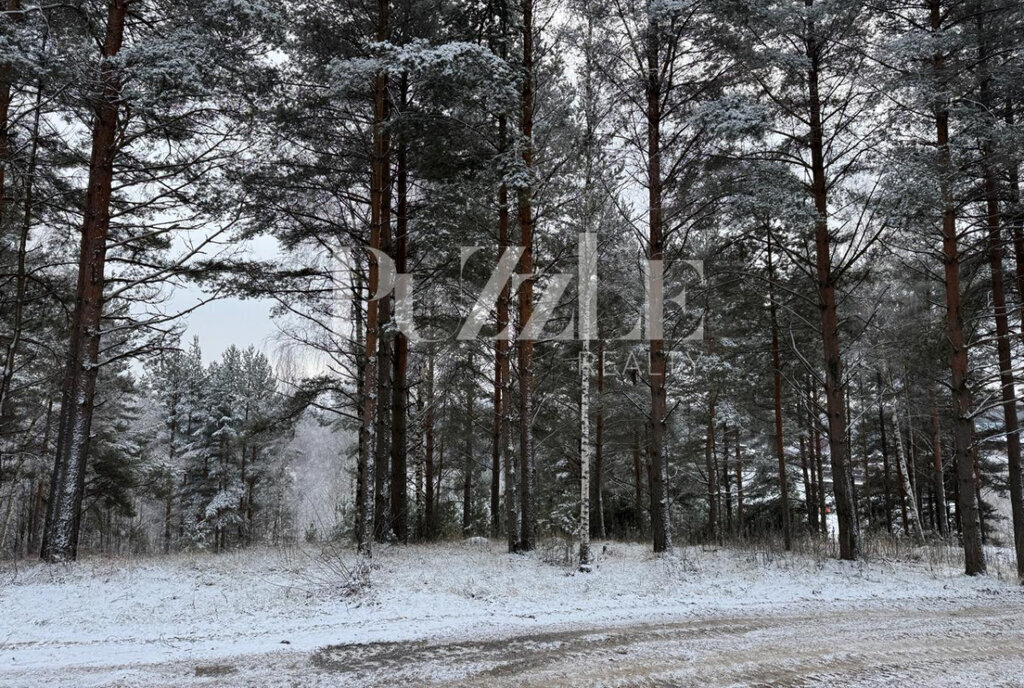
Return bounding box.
[41,0,127,562]
[390,74,409,543]
[371,0,395,545]
[355,0,391,557]
[930,0,984,575]
[804,0,858,560]
[977,25,1023,579]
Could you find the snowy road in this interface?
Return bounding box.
[4,544,1024,686]
[10,600,1024,686]
[311,602,1024,686]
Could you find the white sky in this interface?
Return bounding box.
[169,233,280,365]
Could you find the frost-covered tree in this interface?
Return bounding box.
[41,0,284,562]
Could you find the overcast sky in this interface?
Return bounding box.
[179,295,278,364]
[169,234,280,365]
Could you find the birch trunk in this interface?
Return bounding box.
[891,396,924,544]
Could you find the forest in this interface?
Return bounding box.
[1,0,1024,589]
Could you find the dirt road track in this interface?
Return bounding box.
[9,601,1024,686]
[309,603,1024,687]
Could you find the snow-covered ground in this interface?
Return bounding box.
[2,540,1022,686]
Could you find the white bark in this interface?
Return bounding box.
[578,233,596,571]
[892,406,925,544]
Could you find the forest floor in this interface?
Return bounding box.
[1,539,1023,686]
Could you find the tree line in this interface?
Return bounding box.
[1,0,1024,580]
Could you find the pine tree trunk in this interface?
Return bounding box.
[1006,119,1024,345]
[491,117,507,540]
[356,0,391,557]
[982,156,1023,576]
[372,5,395,544]
[801,434,815,533]
[705,396,718,543]
[930,0,984,575]
[41,0,127,562]
[930,395,948,537]
[498,181,518,552]
[627,427,639,535]
[415,380,424,539]
[0,0,17,221]
[491,337,502,539]
[437,438,445,531]
[354,259,370,553]
[799,384,818,533]
[462,351,474,535]
[858,376,872,531]
[878,373,893,534]
[517,0,536,552]
[646,4,670,554]
[491,323,502,540]
[390,76,409,543]
[373,267,392,542]
[767,232,792,550]
[804,1,857,560]
[0,0,29,430]
[722,421,732,536]
[977,25,1023,579]
[0,59,41,432]
[371,0,394,544]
